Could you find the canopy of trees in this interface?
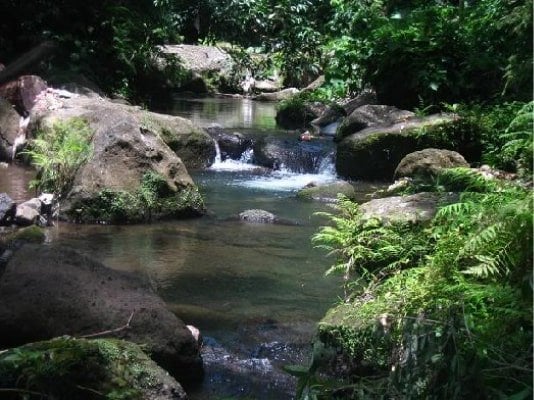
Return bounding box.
[1,0,531,105]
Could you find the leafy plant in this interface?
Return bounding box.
[307,180,532,398]
[24,118,93,197]
[500,101,533,176]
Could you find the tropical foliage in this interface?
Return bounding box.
[24,118,93,197]
[306,169,532,398]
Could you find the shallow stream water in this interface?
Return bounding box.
[0,96,383,399]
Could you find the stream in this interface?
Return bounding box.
[0,96,380,399]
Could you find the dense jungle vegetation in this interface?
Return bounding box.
[1,0,532,398]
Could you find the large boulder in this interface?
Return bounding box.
[0,244,203,382]
[30,93,210,223]
[275,100,326,129]
[0,75,47,115]
[335,104,415,142]
[394,148,469,180]
[0,97,21,160]
[336,113,481,181]
[341,91,378,115]
[0,337,188,399]
[161,44,235,92]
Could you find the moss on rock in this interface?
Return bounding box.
[0,337,188,399]
[66,173,205,224]
[336,114,482,181]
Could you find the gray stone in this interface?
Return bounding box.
[0,193,15,225]
[394,148,469,180]
[297,181,357,202]
[239,209,277,224]
[15,198,42,226]
[0,75,47,114]
[359,192,458,225]
[254,88,300,102]
[336,104,415,141]
[0,98,21,160]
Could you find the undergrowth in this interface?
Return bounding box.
[296,167,532,399]
[24,117,93,197]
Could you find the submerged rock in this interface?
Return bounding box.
[239,209,277,224]
[0,337,188,399]
[0,244,203,383]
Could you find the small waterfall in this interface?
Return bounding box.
[12,116,30,160]
[213,140,222,164]
[210,141,257,172]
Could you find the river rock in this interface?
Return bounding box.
[394,148,469,180]
[254,88,300,102]
[335,105,415,142]
[161,44,235,92]
[30,93,208,222]
[336,113,481,181]
[252,136,331,173]
[297,181,357,202]
[0,244,203,382]
[239,209,277,224]
[142,112,216,169]
[359,192,458,225]
[341,91,378,115]
[253,79,282,93]
[276,101,326,129]
[0,75,47,115]
[0,193,15,226]
[310,105,345,134]
[0,337,188,399]
[14,197,42,226]
[0,97,21,160]
[206,124,251,160]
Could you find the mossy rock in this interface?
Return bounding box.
[0,337,187,399]
[316,302,393,378]
[336,114,482,181]
[140,112,216,169]
[66,182,204,224]
[0,225,46,246]
[296,181,357,202]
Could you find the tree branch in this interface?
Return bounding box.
[79,311,135,339]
